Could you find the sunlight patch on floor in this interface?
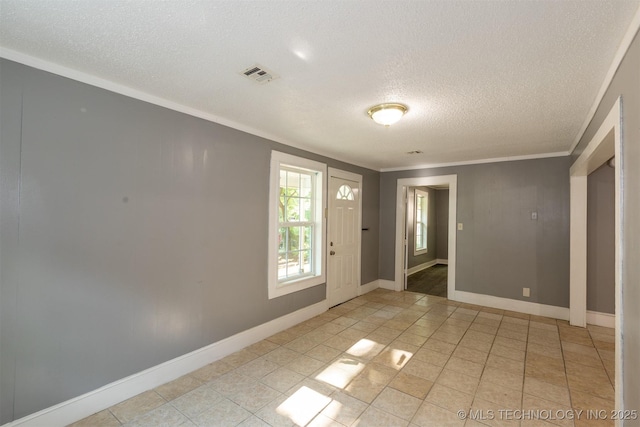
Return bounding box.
[315,356,365,388]
[276,386,332,426]
[376,347,413,370]
[346,338,385,359]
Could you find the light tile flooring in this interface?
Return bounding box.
[71,290,616,427]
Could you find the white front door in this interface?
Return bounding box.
[327,170,361,307]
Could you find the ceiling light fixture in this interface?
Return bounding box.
[367,103,408,126]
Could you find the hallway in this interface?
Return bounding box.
[407,265,448,297]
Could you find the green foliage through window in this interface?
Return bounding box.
[278,168,315,281]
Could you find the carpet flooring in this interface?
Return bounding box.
[407,264,448,297]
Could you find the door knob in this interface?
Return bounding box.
[330,250,336,255]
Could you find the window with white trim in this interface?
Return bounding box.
[414,189,428,255]
[268,151,326,299]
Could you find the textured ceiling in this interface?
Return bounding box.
[1,0,638,170]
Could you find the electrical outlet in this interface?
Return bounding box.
[531,212,538,220]
[523,288,530,297]
[457,223,463,231]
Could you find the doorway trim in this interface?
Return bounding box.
[327,168,363,301]
[569,96,622,411]
[395,175,457,297]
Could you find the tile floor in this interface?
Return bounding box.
[71,289,616,427]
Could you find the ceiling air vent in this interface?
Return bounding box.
[240,64,279,84]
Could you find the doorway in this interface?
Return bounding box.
[405,185,450,297]
[394,175,457,298]
[569,97,622,410]
[326,168,362,307]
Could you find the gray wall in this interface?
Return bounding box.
[587,163,615,314]
[379,157,570,307]
[0,59,380,423]
[407,186,437,269]
[571,32,639,421]
[361,174,381,286]
[436,189,449,260]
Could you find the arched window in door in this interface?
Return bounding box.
[336,184,355,200]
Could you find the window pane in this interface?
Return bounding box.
[416,223,426,250]
[302,225,313,249]
[301,174,312,198]
[298,198,304,222]
[290,250,301,271]
[286,196,300,221]
[279,193,286,222]
[301,250,312,273]
[415,190,428,252]
[280,170,287,189]
[286,226,299,252]
[276,225,316,282]
[280,169,316,224]
[302,198,312,221]
[290,250,302,276]
[278,251,287,280]
[278,227,287,251]
[287,171,300,194]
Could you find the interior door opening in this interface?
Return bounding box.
[569,97,622,412]
[394,175,457,299]
[404,185,450,297]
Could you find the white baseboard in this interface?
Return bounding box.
[359,279,380,295]
[407,259,437,276]
[436,259,448,265]
[4,300,329,427]
[453,290,570,320]
[378,280,397,291]
[587,310,615,328]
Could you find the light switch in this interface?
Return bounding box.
[457,223,463,231]
[531,212,538,220]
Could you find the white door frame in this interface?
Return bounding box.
[403,187,409,290]
[327,168,363,301]
[569,96,622,413]
[395,175,457,297]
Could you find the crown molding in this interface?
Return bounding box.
[0,47,376,171]
[380,151,569,173]
[568,5,640,154]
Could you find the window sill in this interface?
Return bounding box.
[268,274,324,299]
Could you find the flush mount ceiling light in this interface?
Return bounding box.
[367,103,408,126]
